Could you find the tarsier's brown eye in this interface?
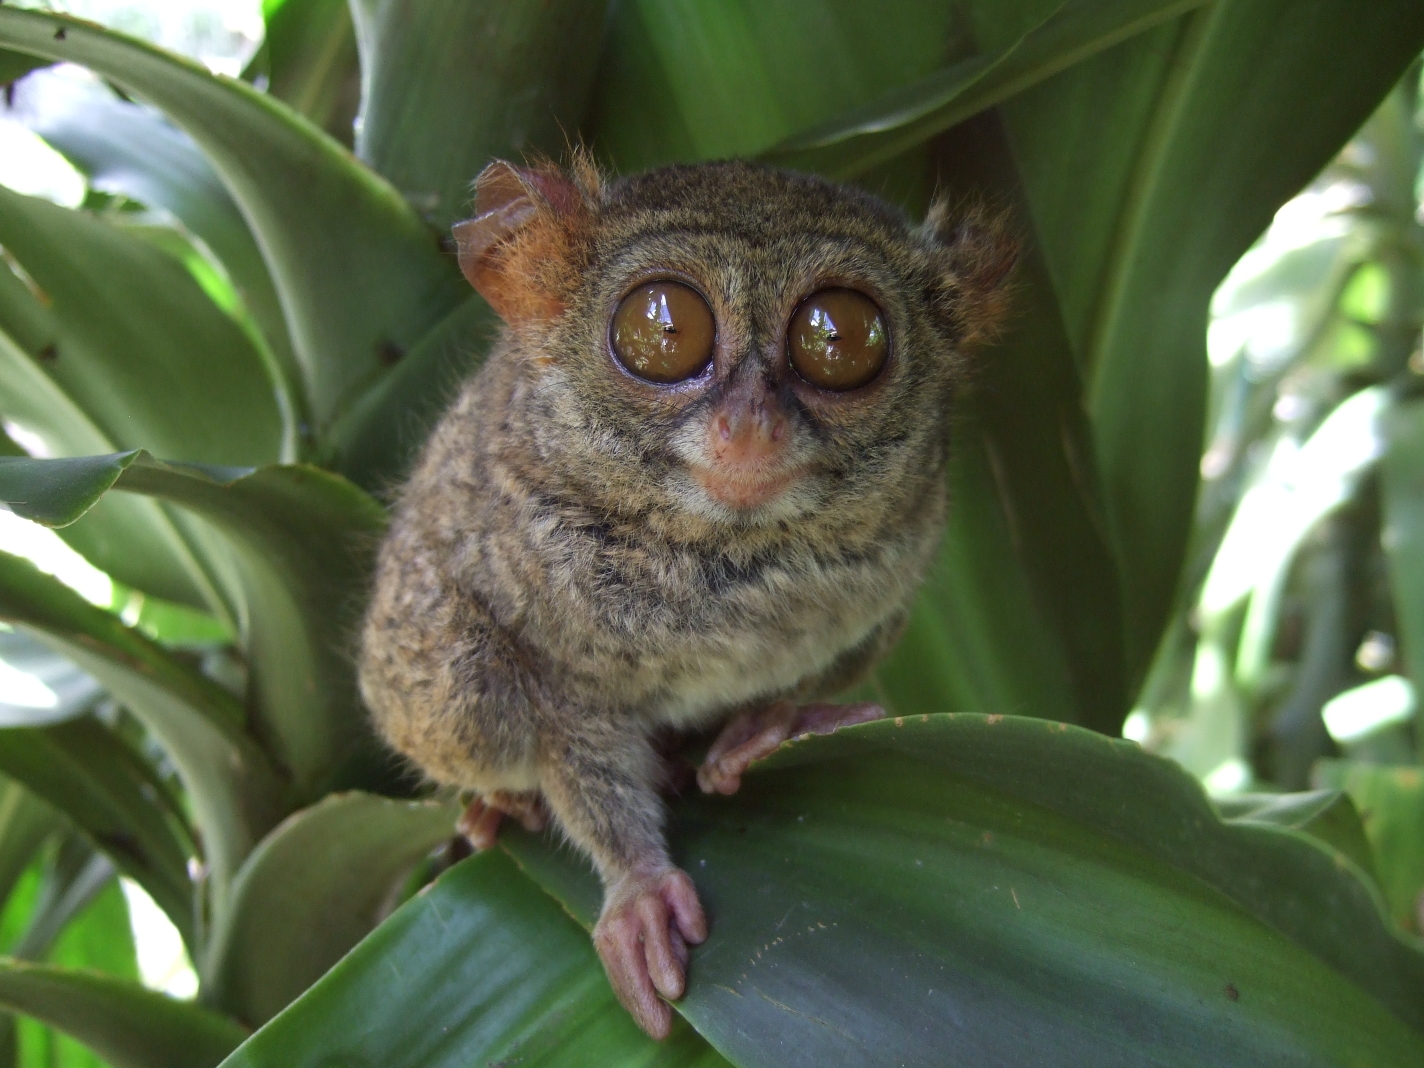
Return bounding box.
[788,288,889,391]
[611,282,715,383]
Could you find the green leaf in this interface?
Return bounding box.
[0,449,388,800]
[1016,0,1424,687]
[507,715,1424,1065]
[588,0,965,172]
[13,835,113,965]
[0,776,59,910]
[203,793,461,1027]
[0,551,285,915]
[0,183,289,468]
[1213,788,1376,881]
[1382,396,1424,702]
[321,293,494,490]
[0,326,223,613]
[1316,761,1424,936]
[351,0,610,232]
[760,0,1206,176]
[245,0,360,148]
[0,626,100,727]
[0,961,246,1068]
[0,720,194,947]
[0,49,47,85]
[11,68,302,419]
[216,850,729,1068]
[0,7,468,427]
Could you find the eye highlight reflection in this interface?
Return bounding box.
[788,288,888,391]
[611,282,715,383]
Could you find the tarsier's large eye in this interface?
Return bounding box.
[611,282,715,383]
[788,288,889,391]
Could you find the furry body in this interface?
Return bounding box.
[359,159,1012,1035]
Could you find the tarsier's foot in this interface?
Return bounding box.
[594,866,707,1040]
[697,700,885,796]
[456,790,548,851]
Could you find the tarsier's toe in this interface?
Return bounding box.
[456,796,504,851]
[697,701,887,796]
[595,868,707,1040]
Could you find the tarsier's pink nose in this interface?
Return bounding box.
[709,390,788,468]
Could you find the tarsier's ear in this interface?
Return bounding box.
[452,158,597,324]
[922,197,1019,346]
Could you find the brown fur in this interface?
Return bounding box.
[360,156,1013,979]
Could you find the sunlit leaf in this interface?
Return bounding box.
[0,7,467,427]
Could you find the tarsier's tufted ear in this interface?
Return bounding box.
[452,157,600,324]
[922,198,1019,347]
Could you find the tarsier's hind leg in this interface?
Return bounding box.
[696,700,885,796]
[538,717,707,1040]
[457,790,549,851]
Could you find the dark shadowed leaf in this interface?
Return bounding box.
[351,0,610,232]
[1213,788,1376,882]
[761,0,1204,176]
[1382,397,1424,698]
[0,960,246,1068]
[507,715,1424,1066]
[215,849,729,1068]
[203,793,461,1027]
[0,775,59,910]
[0,7,467,427]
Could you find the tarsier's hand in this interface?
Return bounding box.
[594,866,707,1039]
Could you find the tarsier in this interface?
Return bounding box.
[359,154,1014,1039]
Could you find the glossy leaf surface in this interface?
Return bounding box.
[507,715,1424,1066]
[217,849,729,1068]
[0,960,246,1068]
[204,793,461,1027]
[0,7,467,427]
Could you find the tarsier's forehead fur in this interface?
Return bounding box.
[491,157,1014,543]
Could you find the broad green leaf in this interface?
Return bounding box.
[321,293,493,491]
[243,0,360,148]
[507,715,1424,1065]
[0,450,388,800]
[0,960,246,1068]
[1011,0,1424,687]
[915,116,1126,731]
[351,0,610,232]
[0,7,468,427]
[0,551,284,914]
[1213,788,1376,881]
[11,68,302,419]
[0,183,288,468]
[216,849,729,1068]
[203,793,460,1027]
[0,720,194,946]
[760,0,1205,176]
[0,325,223,613]
[1316,761,1424,936]
[1383,397,1424,701]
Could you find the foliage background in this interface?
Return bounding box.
[0,1,1420,1065]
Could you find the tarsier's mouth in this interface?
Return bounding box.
[688,462,808,509]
